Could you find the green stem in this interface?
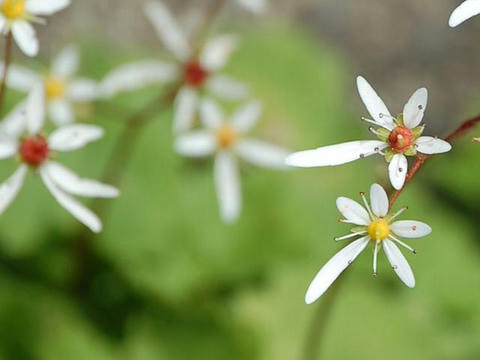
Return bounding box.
[0,31,13,111]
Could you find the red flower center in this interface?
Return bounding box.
[20,135,50,167]
[184,60,209,88]
[388,126,414,153]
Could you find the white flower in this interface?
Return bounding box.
[235,0,268,14]
[175,99,289,223]
[449,0,480,27]
[100,0,248,134]
[0,0,70,57]
[4,45,98,126]
[0,85,118,233]
[286,76,452,190]
[305,183,432,304]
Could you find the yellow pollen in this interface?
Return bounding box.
[367,219,390,241]
[2,0,25,19]
[45,77,66,100]
[216,125,237,149]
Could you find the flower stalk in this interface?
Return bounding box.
[0,31,13,111]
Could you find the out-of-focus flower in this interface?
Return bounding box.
[100,0,247,134]
[0,0,70,57]
[449,0,480,27]
[174,99,289,223]
[305,183,431,305]
[0,85,118,233]
[286,76,452,190]
[235,0,268,14]
[4,45,98,126]
[473,137,480,142]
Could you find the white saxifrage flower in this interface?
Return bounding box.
[236,0,268,14]
[100,0,248,134]
[305,183,432,305]
[0,85,119,233]
[175,99,289,223]
[449,0,480,27]
[286,76,452,190]
[4,45,98,126]
[0,0,70,57]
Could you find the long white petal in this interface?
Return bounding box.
[4,64,40,92]
[200,34,238,71]
[230,100,261,134]
[49,124,103,152]
[305,237,369,304]
[370,183,389,218]
[173,86,197,134]
[286,140,386,168]
[0,137,17,159]
[336,197,370,225]
[388,153,408,190]
[391,220,432,238]
[383,239,415,288]
[207,75,248,100]
[214,152,241,224]
[26,84,45,134]
[449,0,480,27]
[199,98,223,129]
[26,0,70,15]
[0,165,27,214]
[51,44,78,78]
[235,139,289,170]
[403,88,428,129]
[67,79,98,102]
[49,100,74,126]
[40,169,102,233]
[12,20,39,57]
[356,76,394,130]
[236,0,268,13]
[0,99,27,138]
[174,131,216,157]
[415,137,452,155]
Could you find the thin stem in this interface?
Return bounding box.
[0,31,13,111]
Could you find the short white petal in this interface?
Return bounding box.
[214,152,242,224]
[336,197,370,226]
[49,100,74,126]
[26,0,70,15]
[200,34,238,71]
[356,76,394,130]
[144,1,191,61]
[207,75,248,100]
[391,220,432,238]
[173,86,198,134]
[199,98,223,129]
[403,88,428,129]
[49,124,103,152]
[40,168,102,233]
[51,44,79,78]
[0,137,17,159]
[236,0,268,13]
[5,64,40,92]
[235,139,289,170]
[0,15,6,32]
[67,79,98,102]
[12,20,39,57]
[0,99,27,138]
[388,154,408,190]
[174,131,216,157]
[449,0,480,27]
[230,100,261,134]
[286,140,386,168]
[370,183,389,218]
[0,165,27,214]
[415,137,452,155]
[26,84,45,134]
[305,237,369,304]
[383,239,415,288]
[44,162,119,198]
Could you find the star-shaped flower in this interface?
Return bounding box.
[305,183,432,304]
[174,99,289,223]
[0,85,118,232]
[0,0,70,57]
[4,45,98,126]
[100,0,247,134]
[286,76,452,190]
[449,0,480,27]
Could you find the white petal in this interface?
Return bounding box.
[40,168,102,233]
[336,197,370,226]
[236,0,268,13]
[356,76,394,130]
[388,154,408,190]
[391,220,432,238]
[44,162,119,198]
[207,75,248,100]
[173,86,198,134]
[286,140,386,168]
[383,239,415,288]
[214,152,241,224]
[0,99,27,138]
[49,124,103,152]
[67,79,98,102]
[403,88,427,129]
[0,165,27,214]
[370,183,389,218]
[200,34,238,71]
[49,100,74,126]
[26,84,45,134]
[230,100,261,134]
[12,20,39,57]
[144,1,191,61]
[235,139,289,170]
[305,237,369,304]
[0,15,6,32]
[415,137,452,155]
[174,131,216,157]
[51,44,79,78]
[99,61,178,98]
[199,98,223,129]
[26,0,70,15]
[449,0,480,27]
[0,137,17,159]
[5,64,40,92]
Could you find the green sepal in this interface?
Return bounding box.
[404,145,417,156]
[350,226,366,233]
[384,148,395,163]
[375,128,390,142]
[411,125,425,139]
[395,114,404,126]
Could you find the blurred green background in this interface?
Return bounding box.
[1,1,480,359]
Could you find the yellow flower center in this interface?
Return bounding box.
[45,77,66,100]
[367,219,390,241]
[216,125,237,149]
[2,0,25,19]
